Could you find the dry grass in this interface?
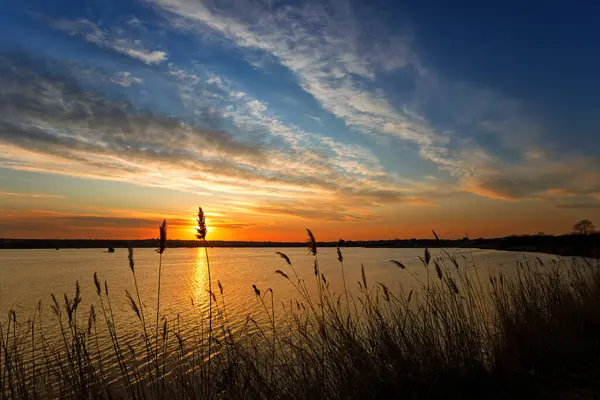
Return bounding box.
[2,218,600,399]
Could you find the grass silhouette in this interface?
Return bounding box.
[2,211,600,399]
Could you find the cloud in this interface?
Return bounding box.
[111,71,144,87]
[248,202,374,222]
[146,0,451,165]
[0,56,266,184]
[147,0,600,205]
[210,221,256,229]
[0,54,438,223]
[50,18,167,64]
[0,207,260,238]
[0,209,190,236]
[164,63,433,204]
[460,153,600,201]
[556,202,600,210]
[464,174,568,201]
[306,114,323,126]
[118,47,167,64]
[0,191,66,199]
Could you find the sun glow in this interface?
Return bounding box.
[188,217,219,240]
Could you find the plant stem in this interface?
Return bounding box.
[204,243,213,395]
[155,252,163,390]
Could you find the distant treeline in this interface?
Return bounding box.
[1,233,598,258]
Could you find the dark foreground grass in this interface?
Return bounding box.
[2,225,600,399]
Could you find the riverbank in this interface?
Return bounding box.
[2,233,597,258]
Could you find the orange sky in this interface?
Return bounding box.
[1,182,598,241]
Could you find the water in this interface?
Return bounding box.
[0,247,566,319]
[0,247,571,378]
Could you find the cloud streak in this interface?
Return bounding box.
[0,209,191,238]
[556,203,600,210]
[0,191,66,199]
[51,18,167,64]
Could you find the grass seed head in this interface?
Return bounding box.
[196,207,207,240]
[157,219,167,254]
[128,246,135,273]
[306,229,317,256]
[275,252,291,265]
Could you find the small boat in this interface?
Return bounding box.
[107,247,115,253]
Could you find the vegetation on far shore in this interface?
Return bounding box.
[2,234,598,259]
[2,211,600,399]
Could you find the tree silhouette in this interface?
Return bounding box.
[573,219,596,235]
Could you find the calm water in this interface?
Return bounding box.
[0,247,571,376]
[0,247,570,321]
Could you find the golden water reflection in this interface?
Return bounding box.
[191,247,210,310]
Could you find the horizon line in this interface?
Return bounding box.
[1,233,589,243]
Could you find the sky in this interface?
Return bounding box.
[0,0,599,241]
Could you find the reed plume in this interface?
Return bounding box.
[93,272,101,296]
[432,229,440,244]
[275,270,289,279]
[337,244,350,314]
[195,207,207,240]
[306,229,317,256]
[157,219,167,255]
[275,251,291,266]
[126,290,141,321]
[128,245,135,273]
[390,260,406,269]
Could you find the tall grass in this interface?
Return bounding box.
[194,207,212,391]
[2,214,600,399]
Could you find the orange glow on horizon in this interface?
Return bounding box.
[1,202,599,241]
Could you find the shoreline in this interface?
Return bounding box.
[1,234,597,259]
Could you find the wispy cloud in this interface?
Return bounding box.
[165,63,425,204]
[306,114,323,126]
[0,209,188,238]
[556,202,600,210]
[0,191,66,199]
[147,0,600,205]
[139,0,495,197]
[459,151,600,202]
[0,54,437,224]
[146,0,450,162]
[111,71,144,87]
[50,18,167,64]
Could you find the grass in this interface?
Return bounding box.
[2,215,600,399]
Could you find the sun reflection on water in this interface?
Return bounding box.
[192,247,210,309]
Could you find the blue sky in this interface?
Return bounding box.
[0,0,599,239]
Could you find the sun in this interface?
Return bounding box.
[189,217,217,239]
